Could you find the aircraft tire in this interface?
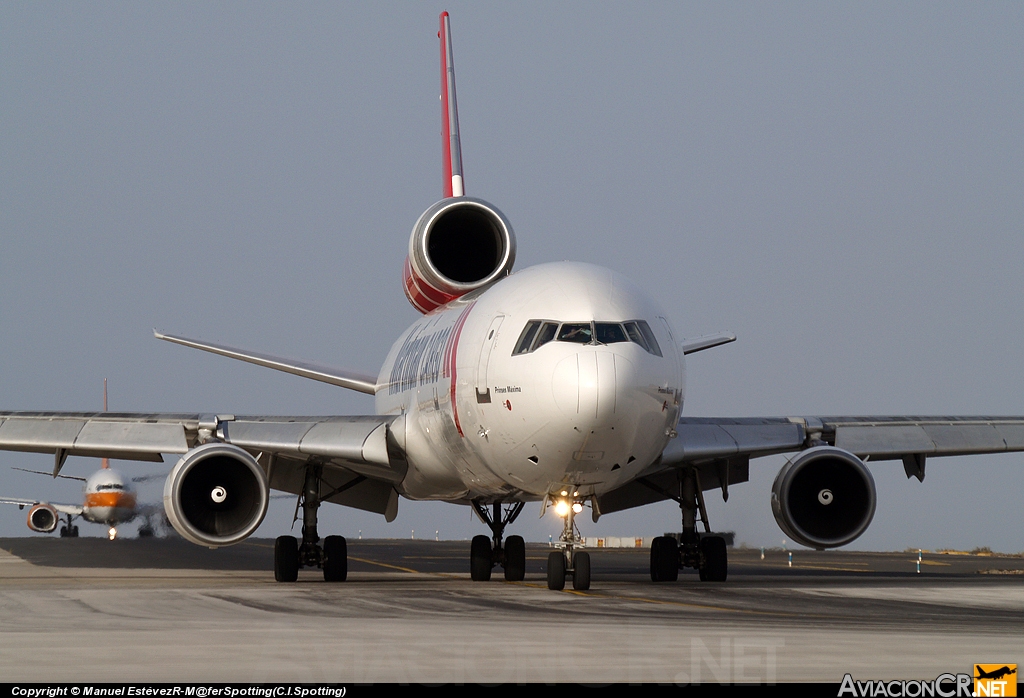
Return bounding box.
[546,551,566,590]
[470,534,492,581]
[59,526,67,538]
[572,551,591,591]
[71,526,79,537]
[323,535,347,582]
[651,536,678,582]
[274,535,299,582]
[699,535,728,582]
[503,535,526,581]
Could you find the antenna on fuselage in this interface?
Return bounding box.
[439,12,464,198]
[101,378,109,470]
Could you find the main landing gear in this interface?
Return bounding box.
[546,494,590,591]
[648,468,727,582]
[470,501,526,582]
[274,464,348,583]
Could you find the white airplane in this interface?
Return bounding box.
[1,466,153,541]
[2,13,1024,589]
[1,381,163,540]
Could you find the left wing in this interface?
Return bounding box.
[598,415,1024,514]
[0,497,83,516]
[0,412,402,518]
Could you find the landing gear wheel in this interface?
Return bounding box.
[274,535,299,583]
[323,535,347,582]
[138,526,154,538]
[71,526,79,537]
[503,535,526,581]
[546,551,566,590]
[699,535,728,582]
[650,536,679,582]
[470,534,492,581]
[572,551,591,591]
[59,526,68,538]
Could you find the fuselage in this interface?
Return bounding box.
[82,468,137,525]
[376,262,685,503]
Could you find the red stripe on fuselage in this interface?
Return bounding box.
[445,303,475,437]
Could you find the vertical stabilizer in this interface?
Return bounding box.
[439,12,464,197]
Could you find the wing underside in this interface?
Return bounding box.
[598,415,1024,515]
[0,412,402,518]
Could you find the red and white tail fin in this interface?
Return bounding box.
[439,12,464,198]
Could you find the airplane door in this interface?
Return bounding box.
[475,315,504,403]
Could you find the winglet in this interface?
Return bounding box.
[439,11,464,197]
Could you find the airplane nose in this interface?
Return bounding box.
[552,350,631,422]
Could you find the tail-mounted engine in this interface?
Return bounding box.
[163,442,269,548]
[403,197,516,313]
[771,446,876,550]
[27,503,59,533]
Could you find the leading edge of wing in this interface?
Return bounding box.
[0,497,83,516]
[661,415,1024,467]
[154,331,378,395]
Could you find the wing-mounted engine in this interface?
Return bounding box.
[163,442,269,548]
[771,446,876,550]
[27,503,59,533]
[403,197,516,313]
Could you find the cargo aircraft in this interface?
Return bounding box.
[2,13,1024,589]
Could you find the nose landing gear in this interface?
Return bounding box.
[469,501,526,581]
[546,494,590,591]
[647,468,728,582]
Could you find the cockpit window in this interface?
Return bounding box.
[557,323,592,343]
[512,319,662,356]
[514,321,542,355]
[623,322,649,351]
[534,322,558,349]
[594,323,628,344]
[637,320,662,357]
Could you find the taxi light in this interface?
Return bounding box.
[572,502,583,514]
[108,527,117,541]
[554,500,569,517]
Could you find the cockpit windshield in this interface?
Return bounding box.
[513,319,663,356]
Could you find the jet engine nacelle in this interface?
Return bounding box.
[27,503,59,533]
[163,442,269,548]
[771,446,877,550]
[403,197,516,313]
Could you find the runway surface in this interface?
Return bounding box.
[1,537,1021,683]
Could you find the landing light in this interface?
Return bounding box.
[572,502,583,515]
[108,527,117,541]
[554,500,569,518]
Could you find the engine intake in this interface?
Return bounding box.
[163,442,268,548]
[771,446,876,549]
[404,197,515,313]
[27,503,58,533]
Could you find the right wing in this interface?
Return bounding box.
[598,415,1024,515]
[0,412,402,518]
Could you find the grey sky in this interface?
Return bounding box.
[1,3,1022,551]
